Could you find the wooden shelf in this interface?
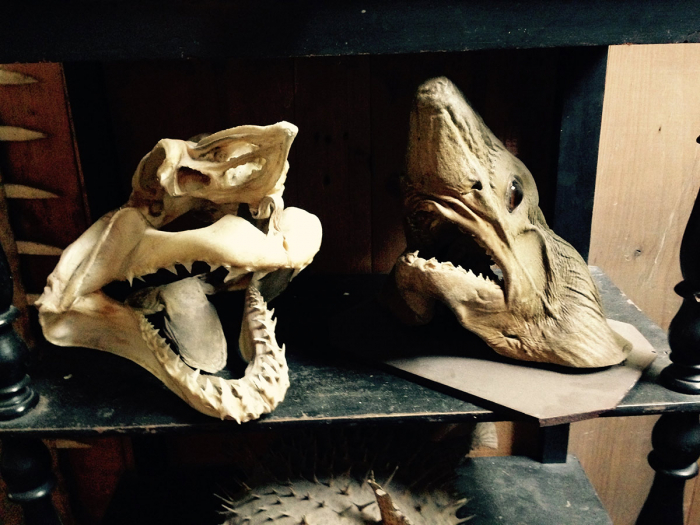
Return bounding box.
[0,268,694,438]
[2,0,700,62]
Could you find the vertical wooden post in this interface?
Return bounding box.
[0,438,62,524]
[0,240,59,523]
[0,241,37,419]
[638,185,700,524]
[636,413,700,524]
[661,185,700,393]
[538,423,570,464]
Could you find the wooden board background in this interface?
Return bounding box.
[572,43,700,525]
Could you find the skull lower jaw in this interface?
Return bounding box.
[137,284,289,422]
[395,249,507,317]
[39,278,289,423]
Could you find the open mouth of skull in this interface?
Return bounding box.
[103,251,285,378]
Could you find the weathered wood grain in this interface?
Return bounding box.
[569,416,658,525]
[581,43,700,525]
[590,44,700,330]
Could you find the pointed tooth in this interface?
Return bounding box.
[126,273,134,286]
[184,368,200,393]
[165,266,178,275]
[182,261,193,273]
[135,275,146,283]
[218,378,241,422]
[203,378,218,405]
[224,266,247,283]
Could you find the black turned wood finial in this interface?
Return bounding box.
[0,438,62,525]
[637,413,700,524]
[0,242,38,419]
[661,184,700,394]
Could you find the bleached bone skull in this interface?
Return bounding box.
[385,78,630,368]
[37,122,322,421]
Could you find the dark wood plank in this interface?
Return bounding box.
[552,47,608,260]
[2,1,700,62]
[290,56,373,273]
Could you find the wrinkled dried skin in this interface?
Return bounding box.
[38,122,322,421]
[386,78,630,368]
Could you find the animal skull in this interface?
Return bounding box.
[385,78,630,368]
[37,122,322,421]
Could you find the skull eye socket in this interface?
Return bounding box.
[177,167,211,193]
[506,179,523,213]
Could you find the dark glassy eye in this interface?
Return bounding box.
[506,179,523,212]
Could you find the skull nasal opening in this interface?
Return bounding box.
[177,167,211,193]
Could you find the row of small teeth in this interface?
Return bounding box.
[138,293,289,423]
[125,261,257,286]
[404,251,501,285]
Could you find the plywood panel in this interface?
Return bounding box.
[686,473,700,525]
[582,43,700,525]
[570,416,658,525]
[590,44,700,330]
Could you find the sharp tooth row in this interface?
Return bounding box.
[138,286,289,424]
[126,259,261,286]
[403,250,503,291]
